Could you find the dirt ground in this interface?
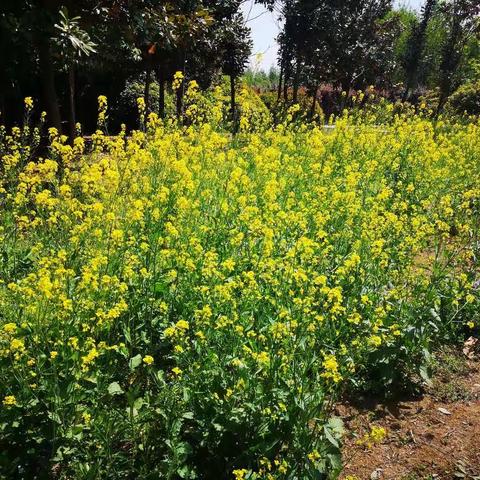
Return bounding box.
[339,346,480,480]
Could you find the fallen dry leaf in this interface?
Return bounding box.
[463,336,478,359]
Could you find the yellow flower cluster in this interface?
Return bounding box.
[357,425,388,449]
[172,71,184,91]
[0,84,479,478]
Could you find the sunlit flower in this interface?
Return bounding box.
[3,395,16,407]
[143,355,154,365]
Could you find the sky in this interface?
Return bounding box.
[241,0,424,70]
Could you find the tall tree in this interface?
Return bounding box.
[402,0,438,101]
[219,13,252,130]
[53,7,96,142]
[437,0,480,112]
[278,0,395,110]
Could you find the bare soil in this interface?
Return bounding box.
[339,349,480,480]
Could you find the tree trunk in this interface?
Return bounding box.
[310,85,319,119]
[341,78,351,96]
[283,65,289,102]
[436,91,448,116]
[144,66,152,116]
[68,66,76,144]
[292,61,301,103]
[340,78,352,111]
[176,50,187,121]
[277,63,283,102]
[230,74,238,134]
[230,74,236,119]
[0,94,4,126]
[156,66,166,119]
[176,85,184,121]
[437,17,461,116]
[402,0,438,102]
[38,40,61,130]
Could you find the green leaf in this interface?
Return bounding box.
[327,417,345,437]
[154,282,168,294]
[419,364,433,387]
[177,465,191,478]
[327,451,343,473]
[129,354,142,370]
[324,426,339,448]
[133,397,144,411]
[83,376,98,384]
[48,411,62,424]
[108,382,124,396]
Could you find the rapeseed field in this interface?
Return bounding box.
[0,85,479,479]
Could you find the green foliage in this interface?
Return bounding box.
[446,80,480,115]
[460,35,480,83]
[278,0,396,92]
[220,13,252,79]
[401,0,438,96]
[421,14,448,88]
[388,8,419,84]
[114,73,174,123]
[0,91,479,478]
[437,0,480,108]
[259,89,324,122]
[243,67,280,91]
[53,7,96,64]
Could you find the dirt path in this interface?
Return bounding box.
[339,354,480,480]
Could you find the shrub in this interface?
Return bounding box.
[446,81,480,116]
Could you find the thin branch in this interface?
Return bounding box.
[245,10,269,23]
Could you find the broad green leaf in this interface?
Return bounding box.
[129,354,142,370]
[108,382,124,396]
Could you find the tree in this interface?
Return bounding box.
[401,0,438,101]
[277,0,306,102]
[53,7,96,142]
[382,8,418,88]
[437,0,480,112]
[1,0,114,130]
[277,0,395,112]
[219,13,252,130]
[0,1,37,125]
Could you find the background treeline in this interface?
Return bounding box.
[1,0,479,136]
[249,0,479,117]
[0,0,274,137]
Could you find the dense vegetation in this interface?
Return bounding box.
[1,0,479,478]
[266,0,479,117]
[0,83,479,478]
[1,0,479,135]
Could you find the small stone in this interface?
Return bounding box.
[437,407,452,415]
[371,468,383,479]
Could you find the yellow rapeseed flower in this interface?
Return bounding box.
[232,469,248,480]
[3,323,16,334]
[3,395,16,407]
[143,355,154,365]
